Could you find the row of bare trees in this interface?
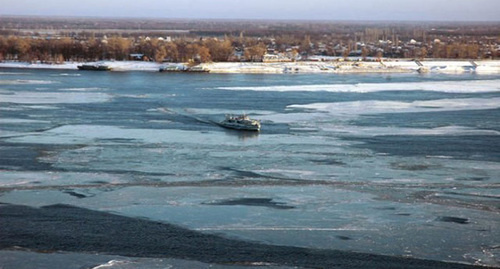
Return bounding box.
[0,35,497,63]
[0,35,271,63]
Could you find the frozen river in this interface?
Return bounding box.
[0,69,499,268]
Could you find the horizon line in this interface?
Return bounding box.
[1,14,499,24]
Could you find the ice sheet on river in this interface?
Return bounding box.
[1,68,499,268]
[1,186,498,267]
[0,91,112,104]
[285,97,500,116]
[216,79,500,93]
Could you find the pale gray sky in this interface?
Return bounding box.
[2,0,500,21]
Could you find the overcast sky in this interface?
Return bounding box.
[2,0,500,21]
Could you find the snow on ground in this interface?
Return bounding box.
[0,61,81,70]
[0,60,499,74]
[475,60,500,74]
[383,61,420,70]
[0,61,163,72]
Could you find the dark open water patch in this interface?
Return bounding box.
[0,143,58,171]
[349,135,500,162]
[203,198,295,210]
[96,138,139,144]
[0,203,483,269]
[390,162,437,171]
[309,159,346,166]
[454,177,489,182]
[220,167,271,179]
[395,213,412,216]
[374,206,397,210]
[62,190,89,199]
[436,216,470,224]
[374,207,412,216]
[219,167,298,181]
[87,180,109,184]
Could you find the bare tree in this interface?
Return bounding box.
[244,43,266,62]
[154,46,167,62]
[204,39,232,62]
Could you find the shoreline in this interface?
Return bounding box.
[1,59,499,74]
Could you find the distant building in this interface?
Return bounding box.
[129,54,145,61]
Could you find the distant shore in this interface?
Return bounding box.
[1,59,499,74]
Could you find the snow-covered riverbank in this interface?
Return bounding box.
[1,60,499,74]
[0,61,163,72]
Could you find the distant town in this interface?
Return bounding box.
[0,16,499,64]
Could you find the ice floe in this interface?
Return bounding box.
[0,79,57,85]
[0,91,112,104]
[323,125,500,137]
[0,118,51,124]
[56,87,108,92]
[288,97,500,116]
[216,79,500,93]
[259,97,500,125]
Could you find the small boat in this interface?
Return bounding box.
[219,114,261,131]
[77,64,112,71]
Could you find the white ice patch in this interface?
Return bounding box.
[0,118,51,124]
[261,112,328,124]
[262,97,500,124]
[255,168,316,178]
[0,107,24,111]
[288,97,500,116]
[57,87,108,92]
[259,97,500,137]
[91,260,131,269]
[216,79,500,93]
[322,125,500,137]
[147,120,173,124]
[118,94,149,99]
[0,91,112,104]
[0,79,56,85]
[0,171,125,188]
[0,72,31,75]
[104,61,162,71]
[146,107,175,113]
[52,73,81,77]
[21,105,59,110]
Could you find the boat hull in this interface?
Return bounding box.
[219,114,261,131]
[218,122,260,131]
[219,121,260,132]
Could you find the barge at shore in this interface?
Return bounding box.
[77,64,112,71]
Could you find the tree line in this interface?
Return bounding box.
[0,35,270,63]
[0,34,496,63]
